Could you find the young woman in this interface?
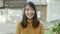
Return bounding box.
[15,2,44,34]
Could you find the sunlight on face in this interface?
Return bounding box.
[25,5,35,19]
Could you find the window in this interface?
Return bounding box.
[0,10,6,24]
[47,3,60,22]
[37,11,41,20]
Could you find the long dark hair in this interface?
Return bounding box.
[21,2,40,28]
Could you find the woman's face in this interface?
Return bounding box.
[25,5,35,19]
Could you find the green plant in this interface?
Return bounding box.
[51,23,60,34]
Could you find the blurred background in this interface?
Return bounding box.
[0,0,60,34]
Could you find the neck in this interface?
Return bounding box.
[27,19,33,24]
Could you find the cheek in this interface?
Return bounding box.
[31,11,35,16]
[25,11,28,16]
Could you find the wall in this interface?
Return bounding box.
[47,0,60,22]
[36,5,47,21]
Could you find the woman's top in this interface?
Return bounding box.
[15,19,44,34]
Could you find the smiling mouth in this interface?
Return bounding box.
[28,14,33,16]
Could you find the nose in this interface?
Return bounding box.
[28,10,32,13]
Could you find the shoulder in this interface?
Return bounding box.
[38,20,43,24]
[38,20,44,27]
[16,21,22,27]
[15,21,22,31]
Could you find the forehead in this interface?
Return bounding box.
[25,5,33,9]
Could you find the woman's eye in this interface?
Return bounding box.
[31,9,34,11]
[26,9,29,11]
[30,8,34,11]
